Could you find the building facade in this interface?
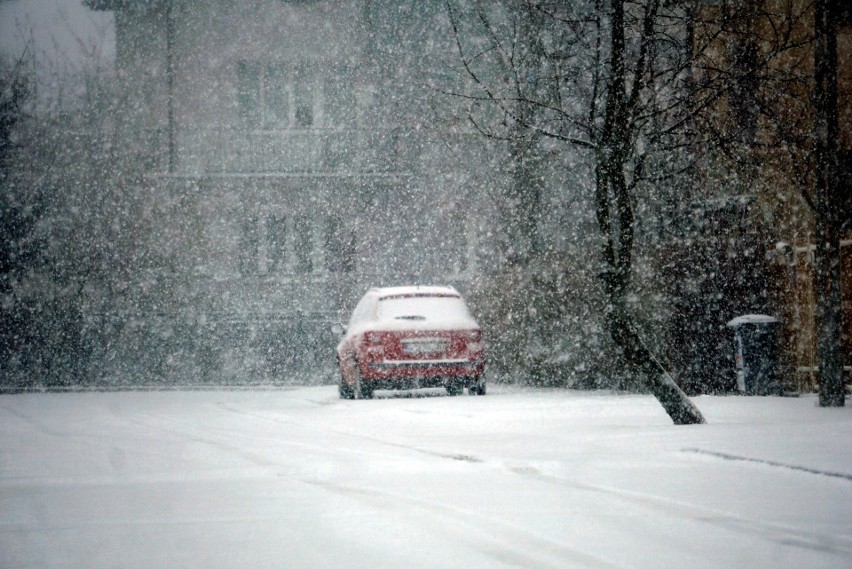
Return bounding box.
[685,0,851,393]
[86,0,501,382]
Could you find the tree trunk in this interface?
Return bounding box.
[596,175,705,424]
[813,0,845,407]
[505,116,543,267]
[596,0,705,425]
[607,306,706,424]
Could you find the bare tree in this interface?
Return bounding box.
[0,42,40,386]
[0,26,148,388]
[448,0,705,423]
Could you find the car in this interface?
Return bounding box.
[335,286,486,399]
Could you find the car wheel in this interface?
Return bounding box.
[339,374,355,399]
[354,363,373,400]
[445,380,463,396]
[468,378,486,396]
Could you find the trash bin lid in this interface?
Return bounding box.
[726,314,780,327]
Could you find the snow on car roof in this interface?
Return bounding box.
[369,285,461,300]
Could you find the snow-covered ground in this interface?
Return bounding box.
[1,386,850,569]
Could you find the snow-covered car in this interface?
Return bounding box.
[335,286,486,399]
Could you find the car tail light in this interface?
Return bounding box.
[467,330,482,342]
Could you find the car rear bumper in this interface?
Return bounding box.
[363,358,485,383]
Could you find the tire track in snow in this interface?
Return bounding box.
[172,397,852,560]
[211,402,630,567]
[682,447,852,481]
[214,401,485,464]
[505,464,852,557]
[118,403,467,478]
[118,402,623,568]
[0,402,67,438]
[299,478,626,569]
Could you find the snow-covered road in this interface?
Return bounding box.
[1,386,850,569]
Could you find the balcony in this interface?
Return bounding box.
[147,126,415,177]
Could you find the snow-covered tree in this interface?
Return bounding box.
[0,31,146,388]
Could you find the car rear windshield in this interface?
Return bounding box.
[377,294,471,322]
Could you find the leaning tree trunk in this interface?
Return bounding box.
[595,163,706,425]
[594,139,705,425]
[607,304,707,424]
[594,0,705,425]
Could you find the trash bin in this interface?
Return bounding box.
[726,315,781,395]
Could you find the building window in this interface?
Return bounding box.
[264,65,293,130]
[237,61,320,130]
[240,214,260,275]
[294,83,314,127]
[730,38,759,144]
[266,214,287,272]
[237,61,261,128]
[325,216,355,273]
[840,3,852,26]
[240,213,333,276]
[294,215,313,273]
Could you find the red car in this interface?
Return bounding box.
[335,286,486,399]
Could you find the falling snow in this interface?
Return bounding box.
[0,1,849,566]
